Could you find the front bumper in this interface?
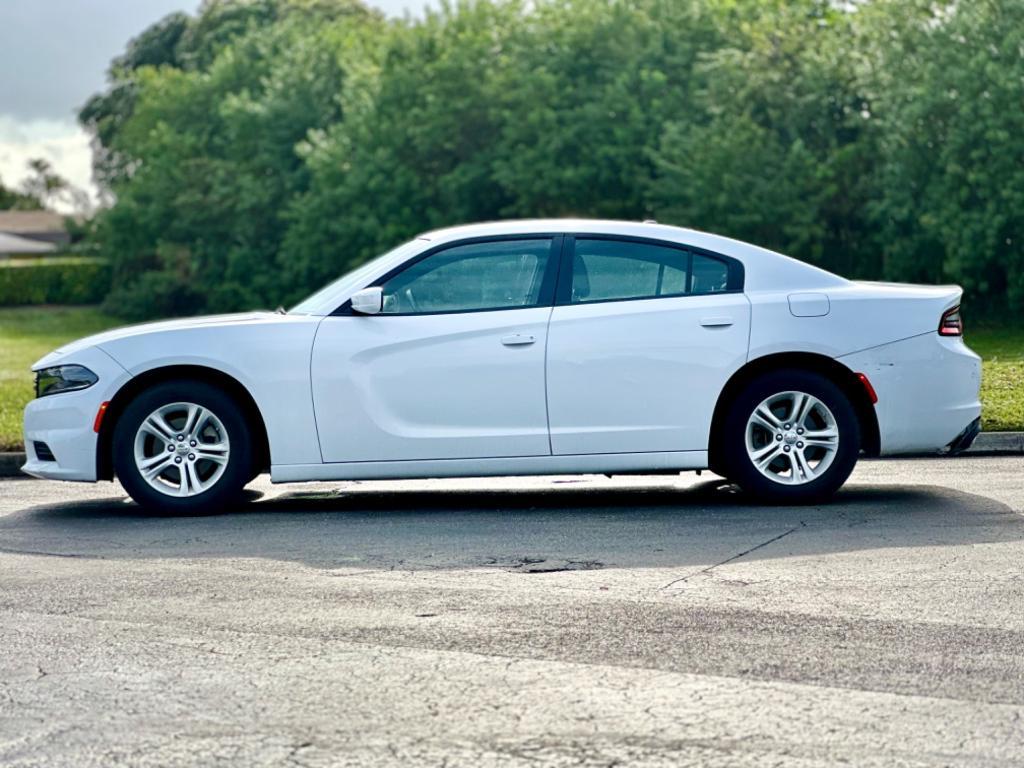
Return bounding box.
[839,332,982,456]
[21,347,131,482]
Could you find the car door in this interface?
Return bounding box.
[311,236,560,463]
[546,235,750,455]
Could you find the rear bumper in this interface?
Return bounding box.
[947,417,981,455]
[839,333,982,456]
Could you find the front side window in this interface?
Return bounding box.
[570,239,732,303]
[379,238,553,314]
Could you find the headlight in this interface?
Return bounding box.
[34,365,98,398]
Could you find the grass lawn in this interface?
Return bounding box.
[0,305,1021,453]
[0,306,121,452]
[969,326,1024,433]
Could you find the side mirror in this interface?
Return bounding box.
[351,287,383,315]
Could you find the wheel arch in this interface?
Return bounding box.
[96,365,271,481]
[708,352,880,470]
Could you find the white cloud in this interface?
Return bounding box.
[0,116,97,214]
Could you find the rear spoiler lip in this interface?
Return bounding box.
[848,280,963,310]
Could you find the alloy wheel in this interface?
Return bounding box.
[132,402,230,497]
[744,390,839,485]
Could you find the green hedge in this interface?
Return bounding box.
[0,257,112,306]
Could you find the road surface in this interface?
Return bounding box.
[1,457,1023,766]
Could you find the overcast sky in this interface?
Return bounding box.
[0,0,429,209]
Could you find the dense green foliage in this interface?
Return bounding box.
[81,0,1024,322]
[0,258,112,306]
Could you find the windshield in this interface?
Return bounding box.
[289,239,424,315]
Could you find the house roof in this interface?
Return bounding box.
[0,210,66,235]
[0,231,58,254]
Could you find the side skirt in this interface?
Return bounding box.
[270,450,708,483]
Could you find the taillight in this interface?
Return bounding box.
[939,305,963,336]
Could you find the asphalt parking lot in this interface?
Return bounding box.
[1,457,1023,767]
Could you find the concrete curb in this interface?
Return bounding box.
[1,433,1022,480]
[969,432,1024,454]
[0,453,26,478]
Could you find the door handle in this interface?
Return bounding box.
[699,316,734,328]
[501,333,536,346]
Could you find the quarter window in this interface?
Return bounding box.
[379,238,553,314]
[570,239,732,303]
[691,253,730,294]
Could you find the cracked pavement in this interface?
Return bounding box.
[1,457,1023,766]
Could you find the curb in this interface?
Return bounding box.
[1,434,1022,480]
[968,432,1024,454]
[0,453,26,478]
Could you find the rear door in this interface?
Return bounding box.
[545,235,750,455]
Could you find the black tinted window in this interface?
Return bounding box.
[691,253,730,294]
[381,239,553,314]
[570,239,731,303]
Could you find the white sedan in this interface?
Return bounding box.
[23,219,981,513]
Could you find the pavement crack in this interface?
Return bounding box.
[660,522,806,590]
[284,740,314,767]
[0,546,94,559]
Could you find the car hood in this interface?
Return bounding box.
[33,312,278,369]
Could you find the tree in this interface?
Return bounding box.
[0,175,43,211]
[284,0,725,298]
[15,158,92,213]
[647,0,880,278]
[80,0,1024,320]
[862,0,1024,317]
[85,0,379,317]
[19,159,67,206]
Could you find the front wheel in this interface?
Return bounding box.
[113,379,254,515]
[722,370,860,504]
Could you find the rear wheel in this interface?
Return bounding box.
[113,380,253,515]
[722,370,860,504]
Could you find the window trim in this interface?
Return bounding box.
[331,234,564,317]
[553,233,745,307]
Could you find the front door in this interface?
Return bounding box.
[311,237,559,463]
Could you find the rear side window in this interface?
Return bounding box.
[569,239,733,304]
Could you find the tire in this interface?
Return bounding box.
[722,369,860,504]
[113,379,254,515]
